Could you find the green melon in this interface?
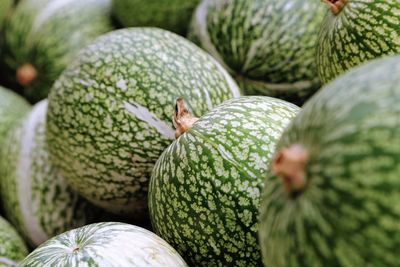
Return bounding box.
[0,0,12,29]
[46,28,240,216]
[317,0,400,84]
[0,216,28,267]
[0,86,30,147]
[259,55,400,267]
[0,100,100,247]
[189,0,328,104]
[112,0,200,35]
[2,0,112,102]
[149,96,299,266]
[20,222,187,267]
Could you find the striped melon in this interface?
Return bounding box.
[317,0,400,84]
[112,0,200,35]
[189,0,327,103]
[20,222,187,267]
[0,216,28,267]
[149,96,299,266]
[2,0,112,102]
[0,100,99,247]
[46,28,240,216]
[259,55,400,266]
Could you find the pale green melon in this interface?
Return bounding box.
[0,100,100,247]
[46,28,240,216]
[0,216,28,267]
[20,222,187,267]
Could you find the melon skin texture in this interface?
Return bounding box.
[46,28,240,216]
[0,216,28,267]
[259,55,400,267]
[0,100,99,247]
[317,0,400,84]
[149,96,299,266]
[112,0,200,35]
[189,0,327,103]
[20,222,187,267]
[0,86,30,147]
[0,0,12,29]
[2,0,112,103]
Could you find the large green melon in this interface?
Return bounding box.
[112,0,200,35]
[2,0,112,102]
[46,28,240,216]
[0,216,28,266]
[189,0,327,104]
[317,0,400,84]
[20,222,187,267]
[0,100,100,247]
[259,55,400,266]
[149,96,299,266]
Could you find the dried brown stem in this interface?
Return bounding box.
[173,97,199,138]
[322,0,347,15]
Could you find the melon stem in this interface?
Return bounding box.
[272,144,308,196]
[322,0,347,15]
[16,63,38,86]
[173,97,199,138]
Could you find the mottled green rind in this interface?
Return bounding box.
[112,0,200,35]
[46,28,240,216]
[259,55,400,267]
[0,86,30,148]
[149,96,299,266]
[0,0,12,29]
[189,0,327,102]
[0,216,28,266]
[3,0,112,103]
[317,0,400,84]
[0,100,99,247]
[20,222,187,267]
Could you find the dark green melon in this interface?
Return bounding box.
[2,0,112,102]
[149,96,299,266]
[189,0,328,104]
[46,28,240,216]
[259,55,400,267]
[317,0,400,84]
[112,0,200,35]
[0,216,28,266]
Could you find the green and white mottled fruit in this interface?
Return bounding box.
[0,100,99,247]
[112,0,200,35]
[0,0,12,29]
[0,216,28,267]
[46,28,240,216]
[317,0,400,84]
[2,0,112,102]
[259,55,400,267]
[149,96,299,266]
[0,86,30,147]
[20,222,187,267]
[189,0,327,103]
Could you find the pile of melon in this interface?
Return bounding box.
[0,0,399,266]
